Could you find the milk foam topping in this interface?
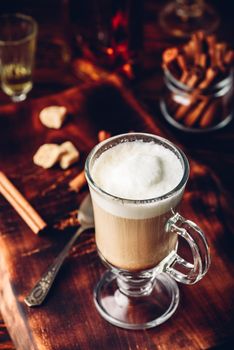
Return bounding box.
[90,140,185,219]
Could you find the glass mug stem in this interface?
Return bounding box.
[116,271,154,297]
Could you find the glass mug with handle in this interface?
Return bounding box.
[85,133,210,330]
[0,13,37,102]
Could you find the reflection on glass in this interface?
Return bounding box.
[69,0,143,78]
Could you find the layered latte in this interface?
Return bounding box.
[89,138,184,271]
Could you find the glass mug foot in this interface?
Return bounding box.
[94,270,179,330]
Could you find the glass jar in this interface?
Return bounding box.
[160,67,233,133]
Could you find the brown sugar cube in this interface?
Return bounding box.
[33,144,62,169]
[59,141,80,169]
[39,106,67,129]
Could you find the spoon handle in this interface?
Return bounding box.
[24,225,92,307]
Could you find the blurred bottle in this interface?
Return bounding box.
[69,0,143,79]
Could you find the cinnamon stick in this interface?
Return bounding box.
[69,170,86,193]
[174,67,217,121]
[183,39,195,60]
[186,70,202,88]
[207,35,216,67]
[197,53,207,70]
[177,54,190,83]
[174,97,195,121]
[98,130,111,142]
[199,101,219,128]
[184,98,209,127]
[224,50,234,66]
[162,47,180,78]
[0,172,46,234]
[180,71,190,85]
[174,68,203,120]
[215,43,227,71]
[69,130,111,192]
[193,32,205,66]
[162,48,179,66]
[177,54,187,72]
[198,67,218,89]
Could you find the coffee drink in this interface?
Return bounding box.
[86,134,210,330]
[89,138,184,271]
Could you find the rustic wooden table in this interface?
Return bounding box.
[0,1,233,349]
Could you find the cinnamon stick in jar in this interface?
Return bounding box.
[174,68,204,121]
[199,101,219,128]
[193,31,205,66]
[206,35,216,67]
[183,98,210,127]
[179,67,219,124]
[198,67,218,89]
[215,43,227,72]
[224,50,234,67]
[162,30,234,130]
[197,53,207,70]
[162,48,179,69]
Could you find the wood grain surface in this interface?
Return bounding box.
[0,1,234,349]
[0,79,234,350]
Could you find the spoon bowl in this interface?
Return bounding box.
[78,194,94,227]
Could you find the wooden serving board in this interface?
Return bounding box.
[0,81,234,350]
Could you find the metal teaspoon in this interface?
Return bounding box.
[24,194,94,307]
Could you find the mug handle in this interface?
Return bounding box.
[164,212,211,285]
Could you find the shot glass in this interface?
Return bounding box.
[0,13,37,102]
